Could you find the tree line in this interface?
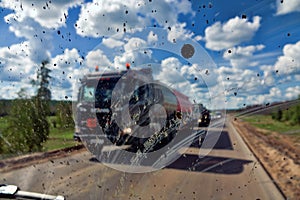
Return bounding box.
[272,96,300,125]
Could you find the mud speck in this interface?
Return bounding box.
[181,44,195,59]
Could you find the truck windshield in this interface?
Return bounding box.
[80,77,122,104]
[82,85,95,102]
[95,79,118,105]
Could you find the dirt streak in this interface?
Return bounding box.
[0,145,85,173]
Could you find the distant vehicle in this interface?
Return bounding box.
[212,111,222,120]
[197,104,211,127]
[74,66,197,152]
[215,111,222,119]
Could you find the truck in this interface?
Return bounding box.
[74,66,203,153]
[197,104,211,127]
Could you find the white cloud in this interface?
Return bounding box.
[224,86,285,109]
[113,49,153,70]
[82,36,154,73]
[112,37,154,69]
[245,94,267,106]
[0,42,36,82]
[155,57,219,107]
[0,44,85,99]
[6,17,52,63]
[194,41,300,108]
[261,69,276,86]
[216,66,269,97]
[204,16,261,51]
[50,48,83,70]
[285,86,300,99]
[214,42,300,107]
[166,23,194,43]
[0,0,83,64]
[157,57,183,83]
[156,57,195,99]
[223,45,265,68]
[48,49,84,100]
[0,83,34,99]
[274,41,300,75]
[75,0,194,37]
[224,95,247,109]
[0,0,82,29]
[194,35,203,41]
[85,49,112,70]
[269,87,282,98]
[0,0,83,100]
[147,31,158,44]
[124,37,147,52]
[102,38,125,49]
[276,0,300,15]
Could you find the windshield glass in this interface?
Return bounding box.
[0,0,299,200]
[95,78,119,106]
[82,85,95,102]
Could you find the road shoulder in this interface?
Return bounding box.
[232,118,299,199]
[0,145,85,173]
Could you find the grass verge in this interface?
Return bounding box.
[43,128,79,151]
[242,115,300,136]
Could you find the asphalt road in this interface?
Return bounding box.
[1,119,284,200]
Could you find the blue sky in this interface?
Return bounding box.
[0,0,299,109]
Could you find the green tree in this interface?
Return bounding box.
[279,98,300,125]
[36,61,52,116]
[291,105,300,125]
[56,101,74,129]
[3,61,52,153]
[282,108,291,121]
[37,61,51,100]
[272,109,283,121]
[4,98,38,153]
[30,60,52,150]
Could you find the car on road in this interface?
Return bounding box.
[212,111,222,120]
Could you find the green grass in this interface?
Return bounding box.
[243,115,300,136]
[43,127,79,151]
[43,116,78,151]
[0,115,79,153]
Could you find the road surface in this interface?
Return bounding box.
[1,119,284,200]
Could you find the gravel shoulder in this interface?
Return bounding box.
[232,118,300,200]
